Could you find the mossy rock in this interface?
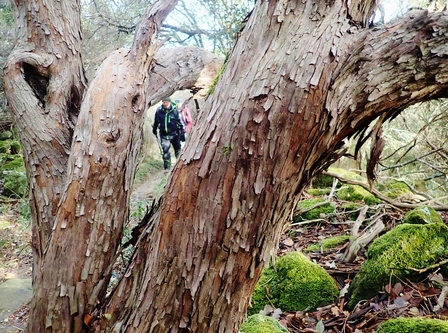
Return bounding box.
[348,222,448,308]
[336,185,381,205]
[293,198,336,222]
[0,131,14,140]
[403,206,443,225]
[249,252,339,315]
[377,180,412,199]
[307,188,331,196]
[311,173,336,188]
[376,317,448,333]
[310,167,366,189]
[240,314,289,333]
[328,167,365,181]
[305,235,352,252]
[2,171,28,198]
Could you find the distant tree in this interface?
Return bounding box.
[380,99,448,196]
[81,0,253,61]
[81,0,152,78]
[4,0,448,332]
[162,0,254,55]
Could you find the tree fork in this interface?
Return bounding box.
[4,0,448,332]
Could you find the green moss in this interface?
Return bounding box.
[249,252,339,315]
[240,314,289,333]
[307,188,331,196]
[207,62,227,96]
[348,222,448,308]
[2,171,28,198]
[378,180,412,199]
[341,202,363,219]
[403,206,443,225]
[305,235,352,252]
[376,317,448,333]
[0,140,21,154]
[294,198,336,222]
[311,173,335,188]
[2,156,25,172]
[336,185,381,205]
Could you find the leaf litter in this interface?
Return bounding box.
[274,205,448,333]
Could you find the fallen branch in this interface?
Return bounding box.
[323,171,448,211]
[340,210,385,263]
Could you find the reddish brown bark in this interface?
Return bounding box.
[3,0,448,332]
[101,2,448,333]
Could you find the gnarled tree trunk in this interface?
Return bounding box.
[3,0,448,332]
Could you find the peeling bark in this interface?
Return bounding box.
[100,2,448,333]
[3,0,87,270]
[4,0,448,332]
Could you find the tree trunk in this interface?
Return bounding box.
[4,0,87,273]
[100,2,448,332]
[3,0,448,332]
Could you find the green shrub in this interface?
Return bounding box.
[249,252,338,315]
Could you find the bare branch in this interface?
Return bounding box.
[323,171,448,211]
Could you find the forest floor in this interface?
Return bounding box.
[1,167,448,332]
[277,207,448,332]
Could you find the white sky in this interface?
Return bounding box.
[381,0,410,22]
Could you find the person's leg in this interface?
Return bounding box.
[161,137,172,169]
[172,137,181,158]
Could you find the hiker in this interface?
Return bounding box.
[175,99,194,134]
[152,97,186,170]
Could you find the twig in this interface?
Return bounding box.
[290,218,326,226]
[407,258,448,274]
[381,148,442,171]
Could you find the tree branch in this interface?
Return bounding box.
[323,171,448,211]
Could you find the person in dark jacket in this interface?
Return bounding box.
[152,97,185,170]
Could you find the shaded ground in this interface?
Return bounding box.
[276,207,448,333]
